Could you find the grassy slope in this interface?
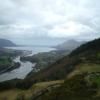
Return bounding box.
[68,63,100,77]
[36,74,99,100]
[0,80,63,100]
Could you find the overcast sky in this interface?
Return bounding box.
[0,0,100,41]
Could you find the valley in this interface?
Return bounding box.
[0,38,100,100]
[0,0,100,100]
[0,46,56,82]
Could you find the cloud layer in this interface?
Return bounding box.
[0,0,100,40]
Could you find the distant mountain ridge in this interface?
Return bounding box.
[55,39,86,50]
[0,39,16,47]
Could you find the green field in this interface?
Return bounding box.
[68,63,100,78]
[0,56,13,72]
[77,63,100,73]
[0,56,12,66]
[88,74,100,88]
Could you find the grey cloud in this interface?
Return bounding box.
[0,0,100,40]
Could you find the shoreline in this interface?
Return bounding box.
[0,62,20,74]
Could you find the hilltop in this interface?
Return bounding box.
[55,39,85,50]
[0,39,16,47]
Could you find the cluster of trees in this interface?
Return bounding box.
[0,79,33,91]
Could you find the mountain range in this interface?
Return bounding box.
[0,39,16,47]
[55,39,86,50]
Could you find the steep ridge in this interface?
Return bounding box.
[70,38,100,57]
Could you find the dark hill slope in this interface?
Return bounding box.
[70,38,100,57]
[27,56,80,82]
[0,39,16,47]
[70,38,100,64]
[27,38,100,83]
